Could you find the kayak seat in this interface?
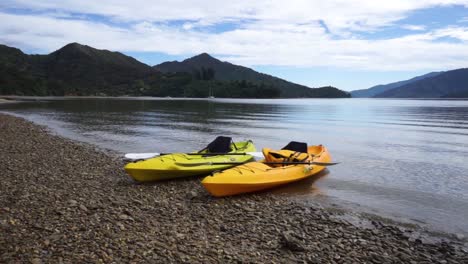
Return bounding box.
[202,136,233,153]
[282,141,308,153]
[262,148,310,167]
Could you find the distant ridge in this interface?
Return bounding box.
[351,72,442,98]
[155,53,215,73]
[374,68,468,98]
[155,53,350,98]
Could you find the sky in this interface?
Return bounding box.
[1,1,468,91]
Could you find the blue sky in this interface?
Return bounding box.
[1,1,468,91]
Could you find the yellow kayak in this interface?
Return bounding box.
[125,137,256,182]
[202,142,331,197]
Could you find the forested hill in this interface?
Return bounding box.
[0,43,350,98]
[0,43,160,96]
[155,53,350,98]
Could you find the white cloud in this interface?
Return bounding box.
[1,1,468,72]
[401,24,426,31]
[431,26,468,40]
[3,0,468,32]
[2,11,468,72]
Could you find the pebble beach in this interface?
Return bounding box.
[1,113,467,263]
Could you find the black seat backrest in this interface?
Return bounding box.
[203,136,232,153]
[282,141,307,153]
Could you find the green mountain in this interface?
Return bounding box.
[0,45,42,95]
[44,43,153,86]
[374,68,468,98]
[350,72,442,98]
[0,43,349,98]
[154,53,350,98]
[0,43,162,96]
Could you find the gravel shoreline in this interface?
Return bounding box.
[1,113,467,263]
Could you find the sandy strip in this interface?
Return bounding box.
[0,98,15,103]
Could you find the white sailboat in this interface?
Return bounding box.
[208,85,215,98]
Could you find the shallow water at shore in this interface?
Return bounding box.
[2,97,468,235]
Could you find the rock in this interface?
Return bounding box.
[133,199,144,206]
[187,190,198,200]
[43,240,50,246]
[31,258,42,264]
[0,219,8,228]
[461,247,468,254]
[123,209,133,216]
[116,222,126,231]
[119,214,132,221]
[455,233,465,240]
[79,204,88,212]
[68,200,78,207]
[280,232,305,252]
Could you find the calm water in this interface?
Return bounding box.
[2,97,468,235]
